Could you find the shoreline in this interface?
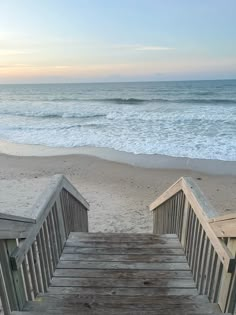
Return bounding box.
[0,140,235,176]
[0,140,235,233]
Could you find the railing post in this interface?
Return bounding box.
[6,240,27,311]
[218,238,236,313]
[0,240,18,311]
[181,198,190,248]
[0,262,11,315]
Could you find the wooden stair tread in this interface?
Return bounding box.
[22,294,223,314]
[16,232,224,314]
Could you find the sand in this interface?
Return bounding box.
[0,142,235,233]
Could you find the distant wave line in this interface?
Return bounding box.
[0,112,107,119]
[59,97,236,105]
[2,97,236,105]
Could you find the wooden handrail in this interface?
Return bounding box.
[150,176,236,313]
[150,177,216,218]
[10,175,89,270]
[150,177,235,272]
[0,175,89,313]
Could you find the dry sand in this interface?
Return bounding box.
[0,142,235,233]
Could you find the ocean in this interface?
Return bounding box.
[0,80,235,161]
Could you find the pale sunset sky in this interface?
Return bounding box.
[0,0,235,83]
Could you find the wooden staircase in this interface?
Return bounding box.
[14,232,223,315]
[0,175,235,314]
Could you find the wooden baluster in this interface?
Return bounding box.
[43,219,54,277]
[27,247,39,297]
[195,230,206,287]
[199,237,210,294]
[40,224,52,283]
[218,238,236,313]
[204,244,214,296]
[68,193,73,232]
[55,199,67,250]
[208,251,218,301]
[192,224,203,282]
[22,257,33,301]
[37,230,49,290]
[32,240,44,293]
[189,212,198,269]
[170,198,174,234]
[48,211,59,267]
[180,197,189,248]
[52,205,62,256]
[0,262,11,315]
[153,210,157,234]
[176,192,182,238]
[0,240,18,310]
[185,207,193,261]
[59,191,68,238]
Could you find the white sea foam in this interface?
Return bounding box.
[0,81,235,161]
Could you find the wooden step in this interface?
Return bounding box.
[51,276,196,288]
[57,260,190,270]
[60,253,187,262]
[69,232,178,241]
[14,232,224,315]
[63,245,184,255]
[20,294,223,314]
[54,269,193,279]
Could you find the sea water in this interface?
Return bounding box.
[0,80,235,161]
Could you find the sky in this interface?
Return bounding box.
[0,0,236,83]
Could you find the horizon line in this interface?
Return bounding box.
[0,78,235,85]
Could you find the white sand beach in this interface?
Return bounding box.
[0,141,235,233]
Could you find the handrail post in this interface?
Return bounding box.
[0,240,18,312]
[181,198,190,248]
[7,239,27,310]
[0,262,11,315]
[218,238,236,313]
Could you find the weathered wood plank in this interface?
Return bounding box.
[62,176,89,210]
[66,240,182,249]
[47,285,199,296]
[53,269,193,279]
[24,293,212,305]
[210,219,236,237]
[149,178,183,211]
[182,178,235,272]
[0,220,32,239]
[60,253,186,263]
[69,232,178,241]
[12,311,224,315]
[150,176,236,270]
[57,260,190,270]
[23,295,221,314]
[51,277,196,288]
[63,246,185,255]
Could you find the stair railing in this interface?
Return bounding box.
[0,175,89,314]
[150,177,236,314]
